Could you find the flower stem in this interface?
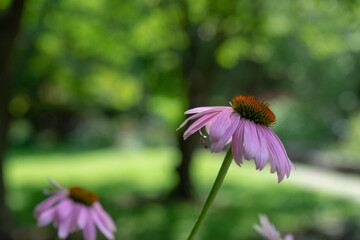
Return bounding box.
[187,147,233,240]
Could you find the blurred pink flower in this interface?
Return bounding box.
[178,96,294,182]
[254,214,294,240]
[34,179,116,240]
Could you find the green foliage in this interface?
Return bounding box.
[0,0,10,9]
[9,0,360,147]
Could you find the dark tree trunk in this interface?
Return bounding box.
[173,135,197,199]
[0,0,25,239]
[170,1,225,199]
[172,71,214,199]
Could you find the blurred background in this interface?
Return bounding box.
[1,0,360,239]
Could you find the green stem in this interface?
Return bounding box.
[187,147,233,240]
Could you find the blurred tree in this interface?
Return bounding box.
[0,0,26,239]
[7,0,360,201]
[171,0,360,198]
[171,0,269,199]
[171,0,230,199]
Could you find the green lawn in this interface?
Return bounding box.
[5,147,360,239]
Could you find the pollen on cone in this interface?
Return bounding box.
[231,96,276,126]
[69,186,99,206]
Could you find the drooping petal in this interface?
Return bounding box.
[37,207,56,227]
[177,108,230,131]
[211,114,239,152]
[231,119,246,165]
[209,109,233,143]
[93,202,116,232]
[268,127,293,178]
[43,180,66,196]
[185,106,231,115]
[267,150,277,174]
[266,129,294,177]
[205,121,212,135]
[206,121,234,148]
[254,125,269,171]
[258,127,281,180]
[48,178,64,190]
[254,214,282,240]
[57,202,80,239]
[77,205,90,229]
[261,126,293,182]
[56,199,74,220]
[92,208,114,239]
[209,110,239,152]
[83,216,96,240]
[34,193,67,217]
[183,112,219,140]
[243,120,260,161]
[290,161,296,170]
[68,203,81,233]
[58,215,73,239]
[284,234,294,240]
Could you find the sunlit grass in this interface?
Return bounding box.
[5,147,360,239]
[6,147,176,190]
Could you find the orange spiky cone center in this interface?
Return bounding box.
[69,186,98,206]
[231,96,276,126]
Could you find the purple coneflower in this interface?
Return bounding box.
[178,95,294,182]
[254,214,294,240]
[34,180,116,240]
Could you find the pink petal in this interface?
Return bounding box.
[254,214,281,240]
[205,120,212,134]
[184,106,231,114]
[209,109,238,152]
[56,199,74,220]
[48,178,64,190]
[243,120,260,161]
[268,129,294,176]
[92,208,114,239]
[183,112,219,140]
[209,109,234,141]
[269,154,277,174]
[57,203,80,238]
[177,107,231,131]
[284,234,294,240]
[262,132,284,181]
[93,202,116,231]
[58,216,72,239]
[77,205,90,229]
[206,120,233,147]
[232,119,246,165]
[83,216,96,240]
[205,113,228,137]
[261,126,293,182]
[37,207,56,227]
[254,126,269,171]
[69,203,81,233]
[267,128,293,177]
[212,113,239,152]
[34,193,67,217]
